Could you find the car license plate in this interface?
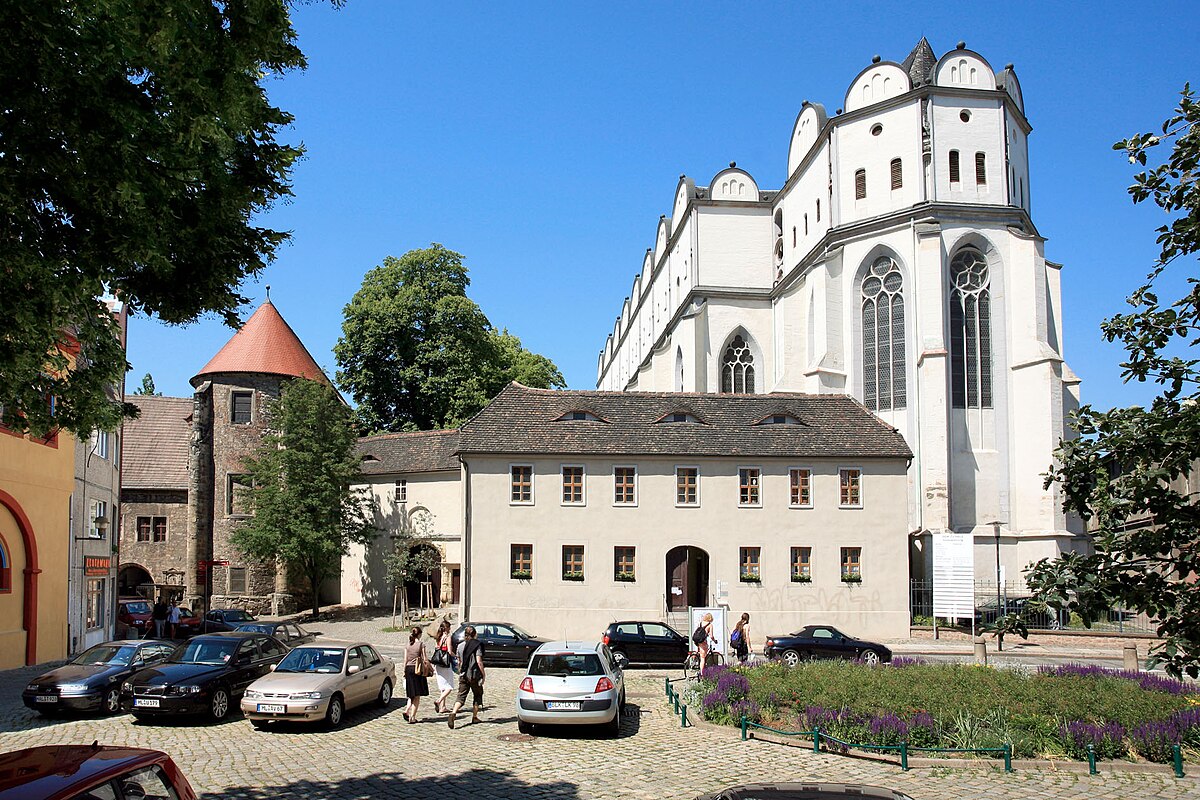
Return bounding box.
[546,701,581,710]
[134,698,160,708]
[257,704,286,714]
[35,696,58,704]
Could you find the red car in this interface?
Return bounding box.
[117,598,154,638]
[0,744,197,800]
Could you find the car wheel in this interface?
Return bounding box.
[325,694,345,729]
[618,689,626,714]
[781,649,801,667]
[517,719,535,735]
[377,679,393,708]
[103,687,121,715]
[251,720,270,731]
[860,650,882,667]
[605,708,621,738]
[209,687,231,721]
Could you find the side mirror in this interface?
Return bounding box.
[348,665,361,675]
[613,652,629,670]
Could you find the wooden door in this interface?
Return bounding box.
[667,547,688,611]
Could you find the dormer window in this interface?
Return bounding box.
[557,410,603,422]
[657,411,702,424]
[360,455,380,463]
[756,414,802,426]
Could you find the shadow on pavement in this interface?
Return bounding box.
[210,768,581,799]
[521,703,643,740]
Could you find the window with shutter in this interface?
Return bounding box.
[854,169,866,200]
[949,150,961,184]
[890,158,903,190]
[975,152,987,185]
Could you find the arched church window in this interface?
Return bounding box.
[720,335,755,394]
[675,347,684,392]
[948,247,993,409]
[860,256,906,411]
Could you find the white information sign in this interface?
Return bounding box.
[689,606,728,656]
[932,532,975,619]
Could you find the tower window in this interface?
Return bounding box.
[720,335,755,394]
[949,248,993,409]
[890,158,903,190]
[860,256,906,411]
[854,169,867,200]
[975,152,987,185]
[231,391,252,424]
[949,151,961,184]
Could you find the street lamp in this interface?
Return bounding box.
[992,521,1003,651]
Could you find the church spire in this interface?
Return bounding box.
[191,299,329,387]
[901,37,938,87]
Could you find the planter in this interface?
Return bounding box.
[563,571,585,582]
[791,575,813,583]
[740,575,762,584]
[841,574,863,584]
[510,570,532,581]
[614,572,636,582]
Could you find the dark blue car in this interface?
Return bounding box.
[763,625,891,667]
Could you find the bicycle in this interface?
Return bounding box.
[683,649,723,681]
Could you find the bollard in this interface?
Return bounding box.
[900,742,909,771]
[680,704,688,727]
[1087,744,1097,775]
[1123,643,1139,672]
[973,636,988,666]
[741,715,748,741]
[1003,743,1012,773]
[1173,744,1185,778]
[813,725,821,753]
[665,677,671,696]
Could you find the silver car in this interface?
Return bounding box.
[240,639,395,729]
[515,641,627,737]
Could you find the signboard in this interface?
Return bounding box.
[689,606,728,656]
[932,532,974,620]
[84,556,110,576]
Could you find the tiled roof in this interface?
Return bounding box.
[458,383,912,460]
[192,300,329,386]
[356,430,461,475]
[901,37,938,87]
[122,396,192,490]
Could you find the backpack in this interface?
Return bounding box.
[730,628,741,644]
[692,624,707,645]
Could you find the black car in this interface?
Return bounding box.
[22,640,176,716]
[200,608,257,633]
[449,622,547,667]
[602,621,689,666]
[234,620,321,646]
[120,632,288,721]
[763,625,892,667]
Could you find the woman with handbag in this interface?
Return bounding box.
[430,620,455,713]
[402,625,431,723]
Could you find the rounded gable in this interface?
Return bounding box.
[935,47,995,89]
[671,176,695,230]
[787,102,828,177]
[654,216,671,261]
[709,164,759,201]
[997,63,1024,111]
[844,62,910,113]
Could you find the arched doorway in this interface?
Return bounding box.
[665,546,709,611]
[0,490,38,666]
[403,543,442,611]
[118,564,153,598]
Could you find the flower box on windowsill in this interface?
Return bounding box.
[739,574,762,584]
[563,571,585,581]
[791,575,812,583]
[510,570,532,581]
[614,572,636,582]
[841,574,863,584]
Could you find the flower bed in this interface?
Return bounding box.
[687,660,1200,763]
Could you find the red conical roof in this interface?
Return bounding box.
[191,300,329,387]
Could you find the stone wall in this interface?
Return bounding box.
[119,489,189,590]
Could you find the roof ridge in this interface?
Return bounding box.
[359,429,459,441]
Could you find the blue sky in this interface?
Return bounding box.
[127,2,1197,414]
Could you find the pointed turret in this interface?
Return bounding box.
[901,37,938,87]
[191,299,328,387]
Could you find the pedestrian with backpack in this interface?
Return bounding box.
[448,625,486,729]
[730,612,751,663]
[693,612,715,677]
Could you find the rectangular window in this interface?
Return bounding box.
[510,543,532,578]
[739,547,761,581]
[975,151,987,185]
[841,547,862,581]
[510,465,533,504]
[804,213,809,236]
[854,168,867,200]
[92,430,108,459]
[816,198,821,221]
[227,474,253,516]
[228,567,247,595]
[839,468,862,507]
[738,467,761,506]
[890,158,903,190]
[613,466,637,505]
[789,468,812,508]
[614,546,636,581]
[89,500,108,539]
[136,516,152,543]
[394,479,407,503]
[562,545,585,580]
[152,517,167,543]
[231,391,253,424]
[791,547,812,581]
[86,578,104,629]
[949,150,961,184]
[676,467,699,506]
[561,465,585,505]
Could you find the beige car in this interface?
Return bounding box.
[240,639,395,729]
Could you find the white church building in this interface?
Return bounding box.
[594,38,1087,581]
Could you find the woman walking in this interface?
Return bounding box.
[731,612,752,663]
[431,620,455,713]
[402,625,430,723]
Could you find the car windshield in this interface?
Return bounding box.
[222,610,254,622]
[170,639,239,665]
[123,601,151,615]
[70,644,138,666]
[235,624,272,634]
[529,653,603,677]
[510,625,536,640]
[275,647,346,674]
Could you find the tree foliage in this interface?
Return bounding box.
[134,374,161,396]
[335,244,565,432]
[382,509,442,624]
[1028,84,1200,677]
[0,1,310,437]
[230,379,376,616]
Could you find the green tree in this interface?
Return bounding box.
[0,1,319,438]
[230,379,376,617]
[134,374,161,397]
[335,244,565,432]
[382,510,442,628]
[1028,84,1200,677]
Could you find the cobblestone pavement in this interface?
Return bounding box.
[4,654,1198,800]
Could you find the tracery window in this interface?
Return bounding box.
[948,248,993,409]
[720,335,755,394]
[860,256,906,411]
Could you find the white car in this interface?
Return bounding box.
[515,641,627,736]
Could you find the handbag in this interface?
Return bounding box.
[420,650,435,677]
[432,647,451,667]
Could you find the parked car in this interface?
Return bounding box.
[117,597,154,637]
[0,744,198,800]
[601,621,689,666]
[763,625,892,667]
[121,632,287,722]
[696,784,913,800]
[200,608,257,632]
[241,639,395,729]
[450,622,548,667]
[515,641,627,737]
[974,597,1062,629]
[172,607,204,638]
[235,620,321,647]
[22,640,176,716]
